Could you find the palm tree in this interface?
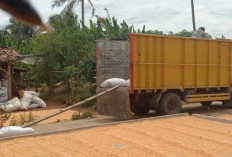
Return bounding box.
[191,0,196,31]
[52,0,95,25]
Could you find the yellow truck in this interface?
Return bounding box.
[97,34,232,118]
[129,33,232,115]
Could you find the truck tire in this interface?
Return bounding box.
[200,101,212,107]
[130,102,150,115]
[159,93,182,115]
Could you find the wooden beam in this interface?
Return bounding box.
[22,86,119,128]
[7,61,12,99]
[0,67,7,73]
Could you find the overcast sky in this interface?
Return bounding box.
[0,0,232,38]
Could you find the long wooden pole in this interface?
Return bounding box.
[22,86,119,128]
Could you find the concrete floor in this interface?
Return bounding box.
[31,115,121,134]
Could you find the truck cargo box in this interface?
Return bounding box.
[130,34,232,94]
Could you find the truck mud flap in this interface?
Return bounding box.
[97,87,132,120]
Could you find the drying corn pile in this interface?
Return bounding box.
[1,116,232,156]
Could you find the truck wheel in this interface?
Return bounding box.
[200,101,212,107]
[130,103,150,115]
[159,93,182,115]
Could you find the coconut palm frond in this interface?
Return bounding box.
[104,8,112,24]
[52,0,96,23]
[91,7,95,18]
[87,0,94,7]
[60,0,79,17]
[52,0,68,8]
[87,0,95,17]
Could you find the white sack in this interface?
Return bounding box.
[0,126,35,137]
[24,91,40,97]
[20,93,34,110]
[32,96,46,108]
[28,103,40,109]
[100,78,127,88]
[0,86,8,103]
[126,79,130,87]
[0,97,22,112]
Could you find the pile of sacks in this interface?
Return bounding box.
[0,91,46,112]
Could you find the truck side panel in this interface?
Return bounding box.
[130,34,232,94]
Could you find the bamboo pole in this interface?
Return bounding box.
[22,86,119,128]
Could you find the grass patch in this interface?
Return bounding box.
[0,111,11,128]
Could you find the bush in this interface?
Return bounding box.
[81,111,93,119]
[71,111,93,120]
[78,86,96,107]
[89,84,96,95]
[10,112,39,126]
[71,112,81,120]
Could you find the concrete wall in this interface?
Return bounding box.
[97,87,132,120]
[96,40,130,86]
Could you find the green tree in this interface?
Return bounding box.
[0,31,7,47]
[172,29,193,37]
[48,13,79,31]
[5,18,36,44]
[30,13,96,93]
[95,11,134,40]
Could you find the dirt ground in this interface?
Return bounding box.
[1,116,232,157]
[4,101,97,126]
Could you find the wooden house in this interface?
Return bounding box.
[0,47,21,102]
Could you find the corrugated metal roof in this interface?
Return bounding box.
[0,47,21,62]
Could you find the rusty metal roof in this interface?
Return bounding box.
[0,47,21,62]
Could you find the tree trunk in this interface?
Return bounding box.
[81,0,84,24]
[7,61,12,100]
[191,0,196,31]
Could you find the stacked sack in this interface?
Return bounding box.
[0,97,21,112]
[20,91,46,110]
[0,91,46,112]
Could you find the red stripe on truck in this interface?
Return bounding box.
[130,34,134,94]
